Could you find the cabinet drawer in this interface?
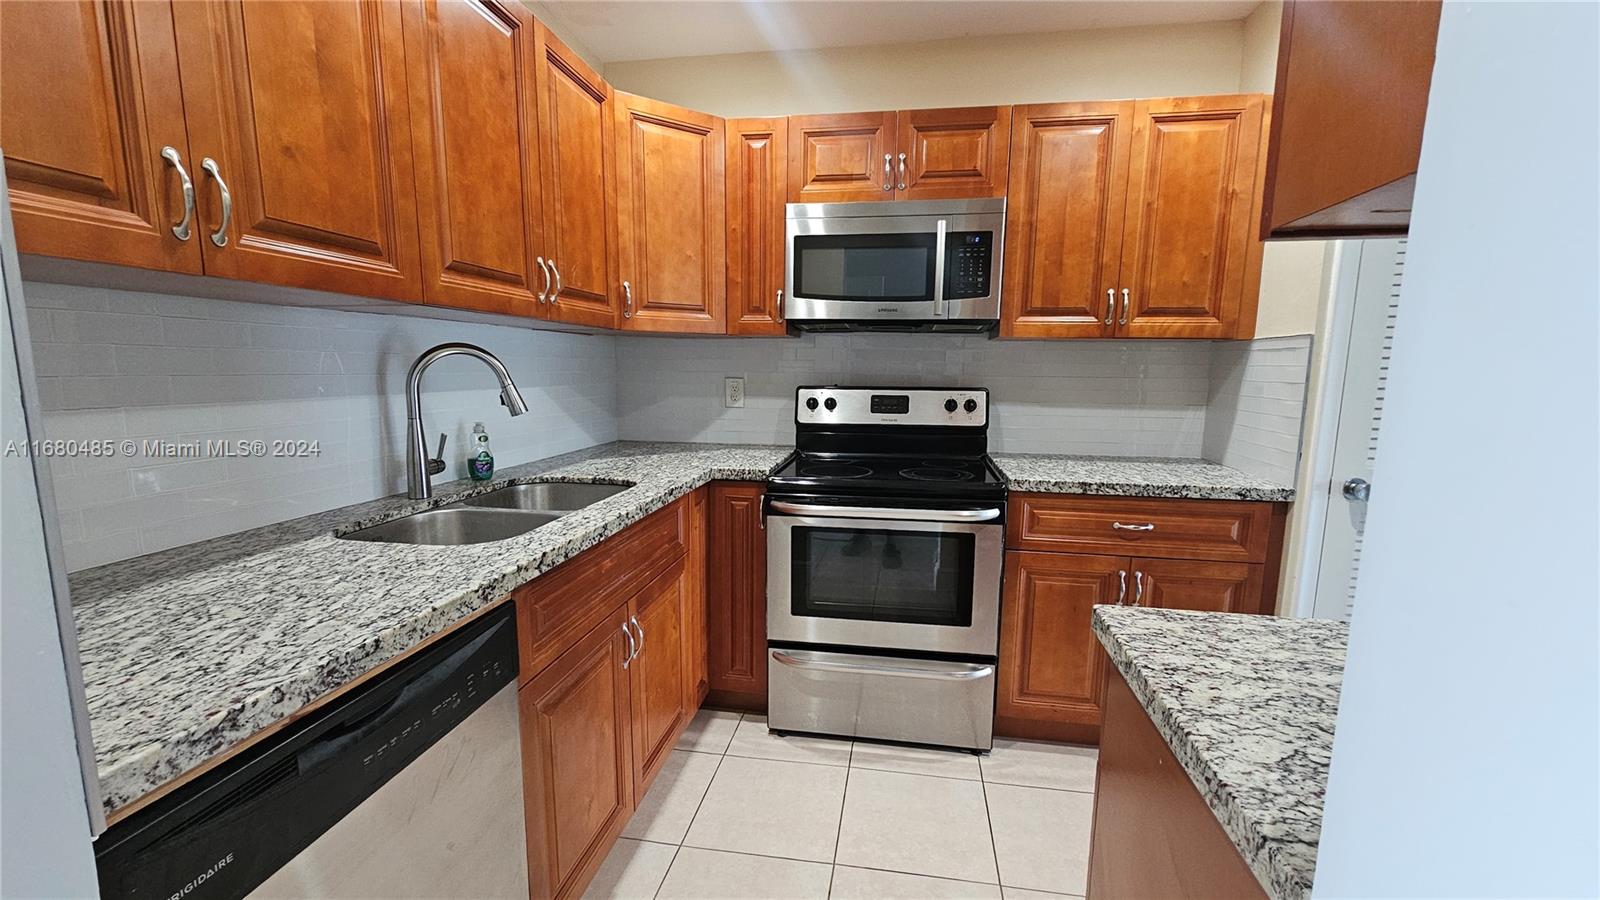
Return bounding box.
[516,498,689,683]
[1007,494,1272,563]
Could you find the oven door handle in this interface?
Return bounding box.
[768,500,1000,522]
[771,650,995,682]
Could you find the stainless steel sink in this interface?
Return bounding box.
[340,507,560,546]
[456,481,631,513]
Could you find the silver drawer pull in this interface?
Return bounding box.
[1104,288,1115,326]
[621,623,636,668]
[883,154,893,191]
[772,650,993,682]
[536,256,550,303]
[161,147,195,241]
[201,157,231,247]
[1133,570,1145,606]
[1117,569,1128,604]
[1112,521,1155,532]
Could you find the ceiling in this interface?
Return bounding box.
[535,0,1262,64]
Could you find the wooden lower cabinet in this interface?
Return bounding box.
[705,482,767,710]
[519,605,635,900]
[1088,666,1266,898]
[1137,557,1264,614]
[627,561,691,797]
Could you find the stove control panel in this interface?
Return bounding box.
[796,387,987,427]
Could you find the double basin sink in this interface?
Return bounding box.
[340,481,632,546]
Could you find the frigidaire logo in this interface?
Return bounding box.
[165,852,234,900]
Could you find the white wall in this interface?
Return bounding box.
[1203,334,1311,486]
[24,283,618,571]
[1312,2,1599,895]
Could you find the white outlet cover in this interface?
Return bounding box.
[724,376,745,408]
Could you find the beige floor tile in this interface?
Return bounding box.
[835,768,998,884]
[830,866,1002,900]
[675,709,742,754]
[1001,888,1084,900]
[849,741,983,781]
[986,783,1094,895]
[581,839,677,900]
[682,756,846,862]
[980,740,1098,793]
[725,715,853,766]
[621,750,722,843]
[655,847,831,900]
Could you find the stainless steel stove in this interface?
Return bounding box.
[765,387,1005,752]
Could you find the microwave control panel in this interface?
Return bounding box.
[944,231,994,300]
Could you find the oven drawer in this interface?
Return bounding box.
[1007,494,1273,563]
[767,648,995,751]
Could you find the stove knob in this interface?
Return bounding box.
[823,397,837,411]
[964,398,979,413]
[944,398,958,412]
[805,397,819,411]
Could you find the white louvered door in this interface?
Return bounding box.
[1311,239,1406,621]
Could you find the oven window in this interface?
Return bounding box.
[793,233,937,301]
[790,526,974,627]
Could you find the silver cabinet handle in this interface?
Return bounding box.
[768,500,1001,522]
[772,649,994,682]
[535,256,551,303]
[1119,287,1130,325]
[621,622,636,668]
[896,152,907,190]
[200,157,231,247]
[549,260,562,302]
[1112,522,1155,532]
[1133,571,1145,606]
[629,615,644,657]
[1104,288,1115,326]
[882,153,892,191]
[622,280,633,318]
[775,288,784,322]
[161,146,195,241]
[1117,570,1128,605]
[1343,478,1371,502]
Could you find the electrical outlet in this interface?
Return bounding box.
[724,376,745,408]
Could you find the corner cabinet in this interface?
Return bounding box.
[613,92,727,333]
[726,117,789,336]
[1002,95,1268,340]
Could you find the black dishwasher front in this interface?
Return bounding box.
[93,603,517,900]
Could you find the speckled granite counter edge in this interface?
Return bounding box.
[1092,608,1330,900]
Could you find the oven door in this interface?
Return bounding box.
[766,501,1003,657]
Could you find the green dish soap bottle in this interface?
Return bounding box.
[468,422,495,481]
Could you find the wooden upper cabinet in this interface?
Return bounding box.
[726,118,789,336]
[998,551,1124,734]
[787,111,897,203]
[402,0,543,317]
[535,23,616,328]
[896,106,1012,200]
[613,92,726,333]
[1135,558,1265,614]
[169,0,422,300]
[1261,0,1441,239]
[1,0,202,274]
[1119,94,1266,339]
[1001,102,1133,338]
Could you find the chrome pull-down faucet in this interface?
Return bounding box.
[405,343,528,500]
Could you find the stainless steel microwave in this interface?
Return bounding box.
[784,198,1005,332]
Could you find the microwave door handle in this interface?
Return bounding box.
[933,218,948,318]
[768,500,1000,522]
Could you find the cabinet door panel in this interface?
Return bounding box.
[628,562,690,795]
[706,483,766,709]
[614,92,725,333]
[1,0,201,273]
[1135,558,1264,614]
[787,112,896,202]
[726,118,788,336]
[1001,102,1132,338]
[684,487,710,704]
[1119,95,1265,338]
[521,606,634,900]
[171,0,422,299]
[535,24,616,327]
[998,551,1127,730]
[897,106,1011,199]
[403,0,542,316]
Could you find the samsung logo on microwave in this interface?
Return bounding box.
[875,307,900,313]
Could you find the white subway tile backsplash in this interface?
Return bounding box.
[26,282,618,571]
[1203,335,1313,485]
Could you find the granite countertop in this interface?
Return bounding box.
[994,453,1294,502]
[1092,606,1347,900]
[72,443,1292,816]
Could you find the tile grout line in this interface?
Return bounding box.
[827,744,853,900]
[979,773,1004,891]
[651,712,741,900]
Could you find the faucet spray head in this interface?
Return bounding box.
[500,383,530,416]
